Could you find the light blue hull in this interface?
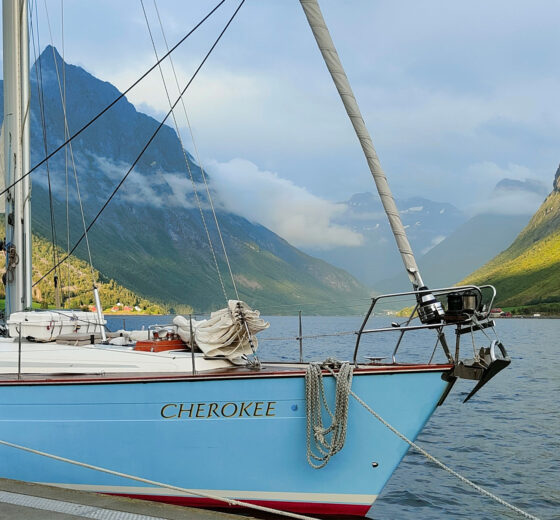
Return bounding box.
[0,368,450,516]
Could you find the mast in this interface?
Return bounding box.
[300,0,423,289]
[3,0,32,317]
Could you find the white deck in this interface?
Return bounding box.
[0,337,234,375]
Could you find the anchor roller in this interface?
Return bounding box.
[454,340,511,403]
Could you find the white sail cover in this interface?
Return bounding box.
[173,315,206,345]
[188,300,269,360]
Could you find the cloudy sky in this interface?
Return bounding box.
[6,0,560,248]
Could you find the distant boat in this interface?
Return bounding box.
[0,0,510,516]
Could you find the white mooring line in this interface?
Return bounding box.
[0,439,317,520]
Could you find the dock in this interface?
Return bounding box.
[0,478,256,520]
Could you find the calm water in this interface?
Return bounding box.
[107,315,559,519]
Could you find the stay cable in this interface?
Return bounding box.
[33,0,246,288]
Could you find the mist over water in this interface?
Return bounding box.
[107,315,559,519]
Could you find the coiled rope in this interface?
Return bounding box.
[305,358,354,468]
[305,359,540,519]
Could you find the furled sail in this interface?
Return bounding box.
[175,300,269,361]
[173,315,206,345]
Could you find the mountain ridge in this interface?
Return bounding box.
[304,191,466,287]
[375,212,531,295]
[462,165,560,308]
[1,46,371,315]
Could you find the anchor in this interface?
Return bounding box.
[453,340,511,403]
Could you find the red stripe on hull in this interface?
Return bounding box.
[115,494,371,517]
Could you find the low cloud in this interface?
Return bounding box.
[92,155,208,209]
[467,161,538,185]
[421,235,446,255]
[472,191,546,216]
[161,173,209,209]
[207,158,364,249]
[90,155,364,250]
[494,177,548,196]
[466,162,547,216]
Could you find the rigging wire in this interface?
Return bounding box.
[0,0,228,200]
[33,0,247,288]
[29,0,61,293]
[42,0,96,285]
[152,0,240,301]
[140,0,230,303]
[62,0,71,304]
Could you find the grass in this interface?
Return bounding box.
[462,191,560,308]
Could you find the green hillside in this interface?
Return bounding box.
[462,169,560,311]
[0,231,168,314]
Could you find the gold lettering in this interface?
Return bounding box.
[222,402,238,417]
[196,403,206,418]
[207,403,219,418]
[266,401,276,416]
[161,404,177,419]
[253,402,264,417]
[238,402,254,417]
[161,401,275,419]
[178,403,194,418]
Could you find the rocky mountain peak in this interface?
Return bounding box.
[554,163,560,192]
[8,45,370,313]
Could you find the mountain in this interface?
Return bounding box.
[30,234,167,314]
[0,215,165,313]
[0,46,370,314]
[375,213,531,295]
[494,178,548,196]
[462,165,560,309]
[304,192,466,287]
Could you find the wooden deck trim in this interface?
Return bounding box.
[0,363,453,386]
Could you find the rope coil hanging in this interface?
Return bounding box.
[305,358,354,469]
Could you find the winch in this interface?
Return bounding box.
[416,286,445,324]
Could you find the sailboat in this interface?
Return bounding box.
[0,0,511,517]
